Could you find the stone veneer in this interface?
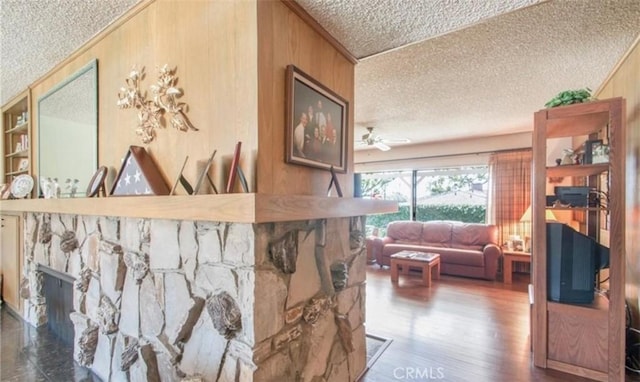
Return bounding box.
[21,212,368,381]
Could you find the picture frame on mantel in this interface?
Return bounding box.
[285,65,348,173]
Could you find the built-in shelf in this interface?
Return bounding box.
[5,150,28,158]
[546,206,606,212]
[5,169,28,176]
[0,193,398,223]
[546,163,608,177]
[5,122,28,134]
[547,293,609,315]
[2,90,31,188]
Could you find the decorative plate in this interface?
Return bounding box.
[10,174,34,198]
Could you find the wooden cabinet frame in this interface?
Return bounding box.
[531,97,625,381]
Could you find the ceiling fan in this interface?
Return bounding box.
[355,126,410,151]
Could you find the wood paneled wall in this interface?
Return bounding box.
[256,1,355,196]
[30,0,259,194]
[596,35,640,323]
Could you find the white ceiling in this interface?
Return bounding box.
[349,0,640,148]
[0,0,139,104]
[302,0,640,152]
[1,0,639,153]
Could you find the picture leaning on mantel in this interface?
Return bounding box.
[285,65,348,173]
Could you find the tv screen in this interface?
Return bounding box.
[546,222,609,304]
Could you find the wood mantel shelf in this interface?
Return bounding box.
[0,193,397,223]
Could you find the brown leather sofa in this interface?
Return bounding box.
[370,220,502,280]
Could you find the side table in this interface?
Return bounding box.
[503,250,531,284]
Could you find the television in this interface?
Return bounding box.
[546,222,610,304]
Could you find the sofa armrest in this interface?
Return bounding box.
[482,244,502,280]
[381,236,395,246]
[371,236,394,265]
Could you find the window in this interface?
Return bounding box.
[359,166,489,235]
[360,171,412,235]
[415,167,487,223]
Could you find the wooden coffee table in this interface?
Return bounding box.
[503,250,531,284]
[390,251,440,287]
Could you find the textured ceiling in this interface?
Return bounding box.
[1,0,639,153]
[0,0,139,105]
[351,0,640,147]
[295,0,542,59]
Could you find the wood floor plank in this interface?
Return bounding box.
[361,266,602,382]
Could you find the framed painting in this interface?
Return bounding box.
[286,65,348,173]
[583,139,602,164]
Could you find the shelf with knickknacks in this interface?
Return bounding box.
[3,91,33,192]
[532,96,625,380]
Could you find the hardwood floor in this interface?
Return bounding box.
[360,265,602,382]
[3,264,637,381]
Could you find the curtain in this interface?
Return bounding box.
[487,150,532,249]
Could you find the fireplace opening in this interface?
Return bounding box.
[38,265,75,345]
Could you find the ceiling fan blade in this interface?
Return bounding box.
[380,137,411,144]
[354,140,367,146]
[374,142,391,151]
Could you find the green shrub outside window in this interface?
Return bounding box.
[366,204,486,236]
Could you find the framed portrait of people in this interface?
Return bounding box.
[285,65,348,173]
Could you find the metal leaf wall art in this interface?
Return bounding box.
[117,65,198,143]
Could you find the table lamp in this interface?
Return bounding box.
[519,205,557,223]
[519,205,557,251]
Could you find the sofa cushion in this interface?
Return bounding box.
[451,223,498,251]
[386,221,423,244]
[420,221,453,247]
[434,247,485,267]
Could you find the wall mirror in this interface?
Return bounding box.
[38,59,97,197]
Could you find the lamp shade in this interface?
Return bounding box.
[520,205,557,222]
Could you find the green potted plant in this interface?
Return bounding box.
[545,88,593,108]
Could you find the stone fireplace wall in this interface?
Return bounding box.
[21,212,367,381]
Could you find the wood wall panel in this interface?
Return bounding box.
[596,35,640,330]
[256,1,355,196]
[29,0,258,195]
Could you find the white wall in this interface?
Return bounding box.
[354,131,532,172]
